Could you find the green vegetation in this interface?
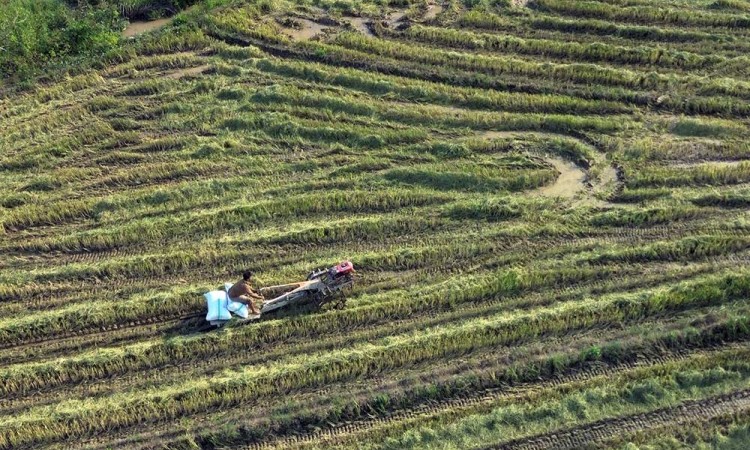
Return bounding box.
[0,0,122,79]
[1,0,750,449]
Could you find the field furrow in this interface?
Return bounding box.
[2,0,750,448]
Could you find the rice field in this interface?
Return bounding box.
[1,0,750,448]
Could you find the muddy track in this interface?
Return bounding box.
[3,242,746,361]
[0,253,702,367]
[0,312,203,352]
[0,320,179,366]
[475,130,617,204]
[487,388,750,450]
[79,344,747,450]
[0,323,631,416]
[1,249,730,358]
[347,17,374,37]
[0,265,233,302]
[602,407,750,450]
[423,2,445,21]
[280,18,329,41]
[122,18,171,38]
[0,218,94,239]
[1,273,716,406]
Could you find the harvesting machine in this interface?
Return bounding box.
[205,261,355,326]
[259,260,355,315]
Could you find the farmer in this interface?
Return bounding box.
[228,270,264,315]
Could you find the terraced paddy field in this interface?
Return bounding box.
[2,0,750,448]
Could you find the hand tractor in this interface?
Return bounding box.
[205,261,355,326]
[259,260,355,315]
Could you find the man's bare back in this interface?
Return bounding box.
[228,280,253,299]
[229,271,263,315]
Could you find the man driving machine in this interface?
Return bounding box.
[228,270,264,315]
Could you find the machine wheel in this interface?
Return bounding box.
[334,292,347,310]
[310,292,323,308]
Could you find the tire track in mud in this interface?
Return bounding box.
[73,344,748,450]
[2,243,737,357]
[122,18,171,38]
[0,312,203,353]
[245,354,750,450]
[0,321,182,366]
[280,18,329,41]
[596,408,750,450]
[3,240,747,365]
[0,270,714,408]
[0,264,740,418]
[0,322,630,416]
[486,389,750,450]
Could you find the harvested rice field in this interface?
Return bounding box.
[1,0,750,449]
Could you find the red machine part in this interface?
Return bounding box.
[332,261,355,276]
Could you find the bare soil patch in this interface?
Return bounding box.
[123,18,171,38]
[165,65,211,79]
[388,10,408,26]
[348,17,375,37]
[282,19,328,41]
[476,131,608,202]
[536,157,587,199]
[424,3,444,20]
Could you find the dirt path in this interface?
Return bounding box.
[122,18,171,38]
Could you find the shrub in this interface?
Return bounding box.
[0,0,123,79]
